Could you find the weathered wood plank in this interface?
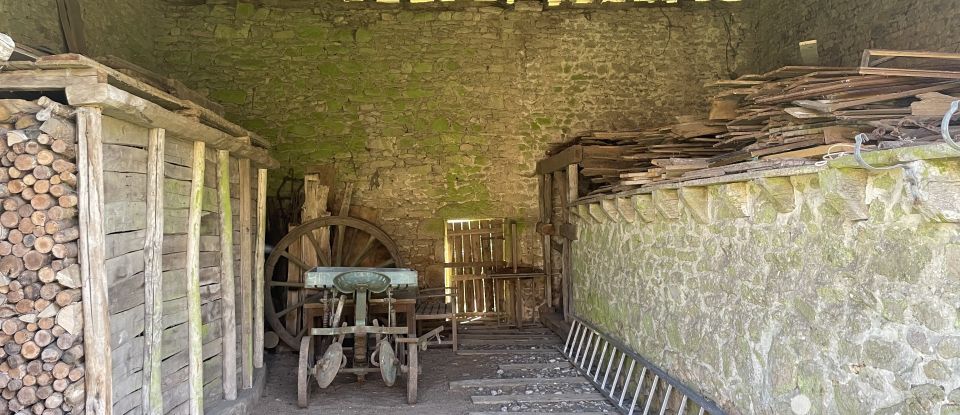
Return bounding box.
[77,106,114,415]
[536,145,582,174]
[185,141,206,414]
[102,115,149,147]
[65,83,277,167]
[253,168,267,368]
[471,393,606,405]
[143,127,165,415]
[497,362,574,370]
[456,349,560,356]
[217,150,238,400]
[238,159,253,387]
[450,376,587,389]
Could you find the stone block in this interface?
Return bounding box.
[513,0,544,12]
[679,186,709,223]
[819,168,869,221]
[711,182,752,219]
[652,189,681,220]
[615,197,637,223]
[588,203,610,223]
[755,176,796,214]
[631,194,657,223]
[599,199,620,222]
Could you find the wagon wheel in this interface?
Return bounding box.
[297,336,314,408]
[265,216,405,349]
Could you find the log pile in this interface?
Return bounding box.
[0,98,85,414]
[547,51,960,197]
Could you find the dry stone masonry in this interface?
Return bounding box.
[572,145,960,414]
[156,2,749,271]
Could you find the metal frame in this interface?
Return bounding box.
[561,316,726,415]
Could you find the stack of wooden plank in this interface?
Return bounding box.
[546,49,960,197]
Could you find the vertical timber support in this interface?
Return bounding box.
[561,164,578,322]
[186,141,206,414]
[142,128,165,414]
[218,150,238,400]
[254,168,268,368]
[77,107,113,414]
[539,173,553,310]
[239,158,254,387]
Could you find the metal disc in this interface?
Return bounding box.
[297,336,313,408]
[378,340,398,386]
[316,341,344,389]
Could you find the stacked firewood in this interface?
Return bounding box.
[0,98,85,414]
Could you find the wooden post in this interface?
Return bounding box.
[540,173,553,310]
[560,167,572,322]
[239,158,253,387]
[185,141,206,414]
[566,164,578,202]
[218,150,238,399]
[142,128,165,414]
[77,107,113,414]
[254,168,267,368]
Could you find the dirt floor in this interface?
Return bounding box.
[252,324,615,414]
[254,348,490,414]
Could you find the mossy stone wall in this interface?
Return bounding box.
[573,148,960,414]
[156,2,748,271]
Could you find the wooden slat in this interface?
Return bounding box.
[254,168,268,368]
[185,141,206,415]
[78,107,114,414]
[450,377,587,389]
[238,159,253,387]
[216,150,237,400]
[498,362,574,370]
[65,84,277,168]
[143,128,165,415]
[536,145,583,174]
[471,393,606,404]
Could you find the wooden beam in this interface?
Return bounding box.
[142,128,165,415]
[185,141,206,414]
[0,67,101,90]
[77,107,113,414]
[566,164,579,201]
[65,83,278,168]
[254,168,268,368]
[540,173,553,309]
[535,145,582,174]
[239,159,254,387]
[217,150,238,400]
[471,393,606,404]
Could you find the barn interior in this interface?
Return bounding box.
[2,1,960,414]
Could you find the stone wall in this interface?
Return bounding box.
[156,2,749,272]
[0,0,164,70]
[571,144,960,414]
[747,0,960,70]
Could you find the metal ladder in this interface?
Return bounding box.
[562,317,726,415]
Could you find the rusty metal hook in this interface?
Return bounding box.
[854,133,901,171]
[941,100,960,152]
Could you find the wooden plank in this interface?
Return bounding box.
[65,84,277,168]
[77,107,114,414]
[217,150,238,400]
[254,168,267,368]
[471,393,606,404]
[450,377,588,389]
[238,159,253,387]
[498,362,574,370]
[541,173,553,309]
[0,67,100,90]
[536,145,583,174]
[185,141,206,415]
[143,128,165,415]
[456,349,560,356]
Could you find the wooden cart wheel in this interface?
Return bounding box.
[265,216,405,349]
[406,342,418,404]
[297,336,314,408]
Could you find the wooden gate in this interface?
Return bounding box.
[444,219,507,316]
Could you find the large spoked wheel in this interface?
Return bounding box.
[265,216,404,349]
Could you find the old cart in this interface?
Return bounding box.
[297,267,443,408]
